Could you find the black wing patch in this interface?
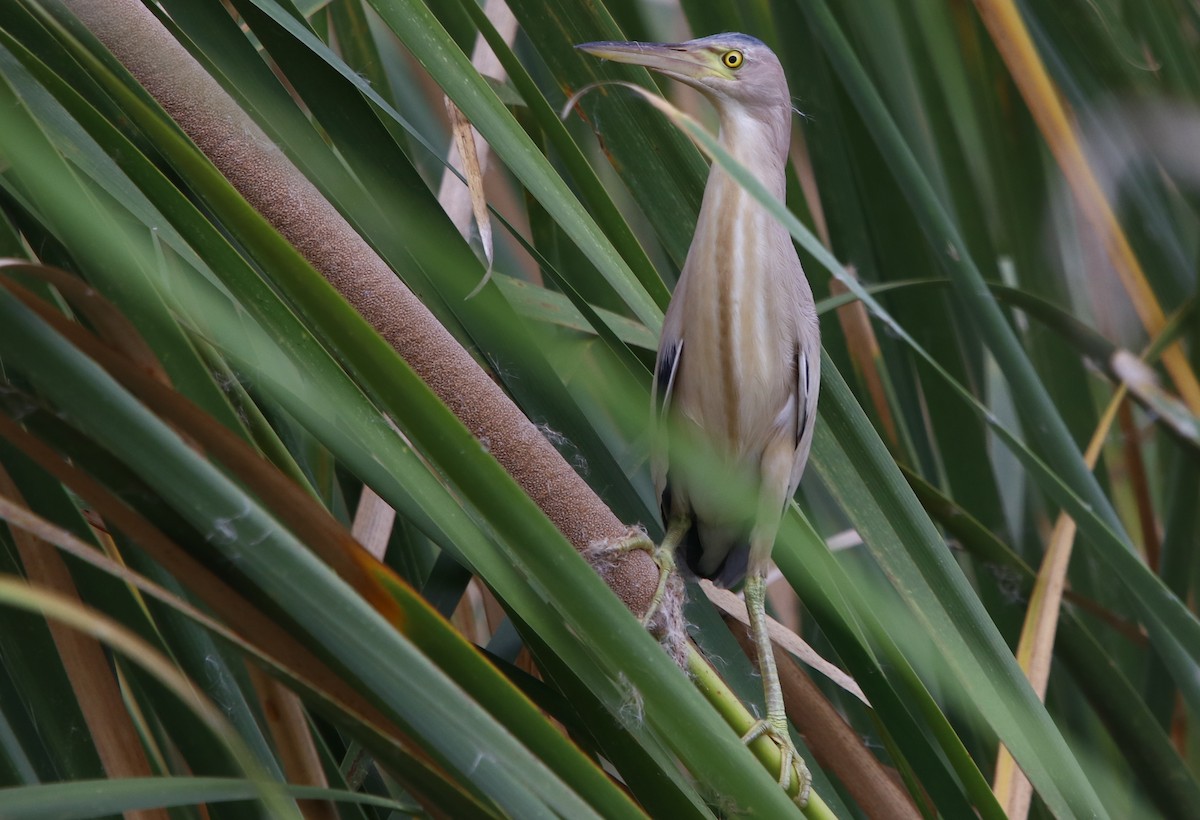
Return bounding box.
[654,339,682,524]
[655,339,683,424]
[794,347,810,450]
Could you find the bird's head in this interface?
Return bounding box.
[576,33,788,116]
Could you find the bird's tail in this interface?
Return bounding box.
[680,519,751,590]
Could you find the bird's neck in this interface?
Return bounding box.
[714,105,791,198]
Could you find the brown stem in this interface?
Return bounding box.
[62,0,657,616]
[0,466,165,820]
[1117,399,1160,571]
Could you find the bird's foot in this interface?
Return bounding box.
[584,521,689,666]
[609,531,676,627]
[741,717,812,806]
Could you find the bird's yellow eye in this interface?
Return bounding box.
[722,50,744,69]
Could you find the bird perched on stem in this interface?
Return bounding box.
[578,33,820,802]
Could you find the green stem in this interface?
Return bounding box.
[686,644,837,817]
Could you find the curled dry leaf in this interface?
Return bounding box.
[444,97,495,297]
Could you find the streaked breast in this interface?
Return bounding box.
[672,173,795,457]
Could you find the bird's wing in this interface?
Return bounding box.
[651,337,683,506]
[788,341,820,498]
[654,339,683,423]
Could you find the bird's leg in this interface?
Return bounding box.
[746,572,787,736]
[611,515,687,627]
[741,572,812,805]
[643,515,689,625]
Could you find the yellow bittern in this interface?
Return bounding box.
[579,34,819,797]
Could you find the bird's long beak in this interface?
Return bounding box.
[576,40,714,82]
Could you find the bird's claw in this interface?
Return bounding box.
[610,532,675,627]
[741,718,812,806]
